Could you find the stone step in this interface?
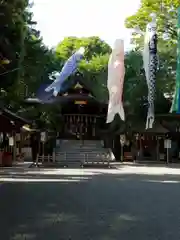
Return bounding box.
[53,139,114,167]
[60,147,103,150]
[60,140,102,143]
[55,152,85,161]
[59,141,103,148]
[57,147,105,150]
[58,144,103,147]
[60,143,102,147]
[58,141,102,145]
[59,145,103,149]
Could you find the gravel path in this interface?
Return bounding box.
[0,166,180,240]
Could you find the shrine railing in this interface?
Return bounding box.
[37,150,113,166]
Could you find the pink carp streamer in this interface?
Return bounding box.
[106,39,125,123]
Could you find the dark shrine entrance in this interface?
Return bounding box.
[58,80,107,140]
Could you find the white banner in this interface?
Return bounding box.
[106,39,125,123]
[164,139,171,149]
[9,137,14,146]
[41,132,46,142]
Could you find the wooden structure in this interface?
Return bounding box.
[0,108,30,166]
[130,121,169,162]
[122,116,180,163]
[24,77,180,164]
[56,78,107,140]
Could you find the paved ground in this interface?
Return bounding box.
[1,165,180,240]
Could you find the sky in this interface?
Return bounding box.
[32,0,141,50]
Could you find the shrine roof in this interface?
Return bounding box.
[132,121,169,134]
[25,73,108,105]
[59,76,108,104]
[50,94,100,104]
[156,113,180,120]
[0,107,31,132]
[60,77,94,96]
[1,108,31,124]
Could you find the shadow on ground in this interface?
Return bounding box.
[0,166,180,240]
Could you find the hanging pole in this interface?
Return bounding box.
[177,7,180,112]
[170,7,180,112]
[166,147,169,164]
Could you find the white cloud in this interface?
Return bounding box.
[32,0,140,49]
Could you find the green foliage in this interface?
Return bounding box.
[125,0,179,40]
[0,0,29,90]
[124,50,171,118]
[0,0,61,129]
[125,0,179,102]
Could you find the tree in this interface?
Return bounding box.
[123,50,171,122]
[22,28,60,97]
[125,0,179,42]
[124,0,179,106]
[0,0,62,130]
[15,28,61,128]
[0,0,29,92]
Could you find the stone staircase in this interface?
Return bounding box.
[54,140,114,167]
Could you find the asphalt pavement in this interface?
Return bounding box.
[0,165,180,240]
